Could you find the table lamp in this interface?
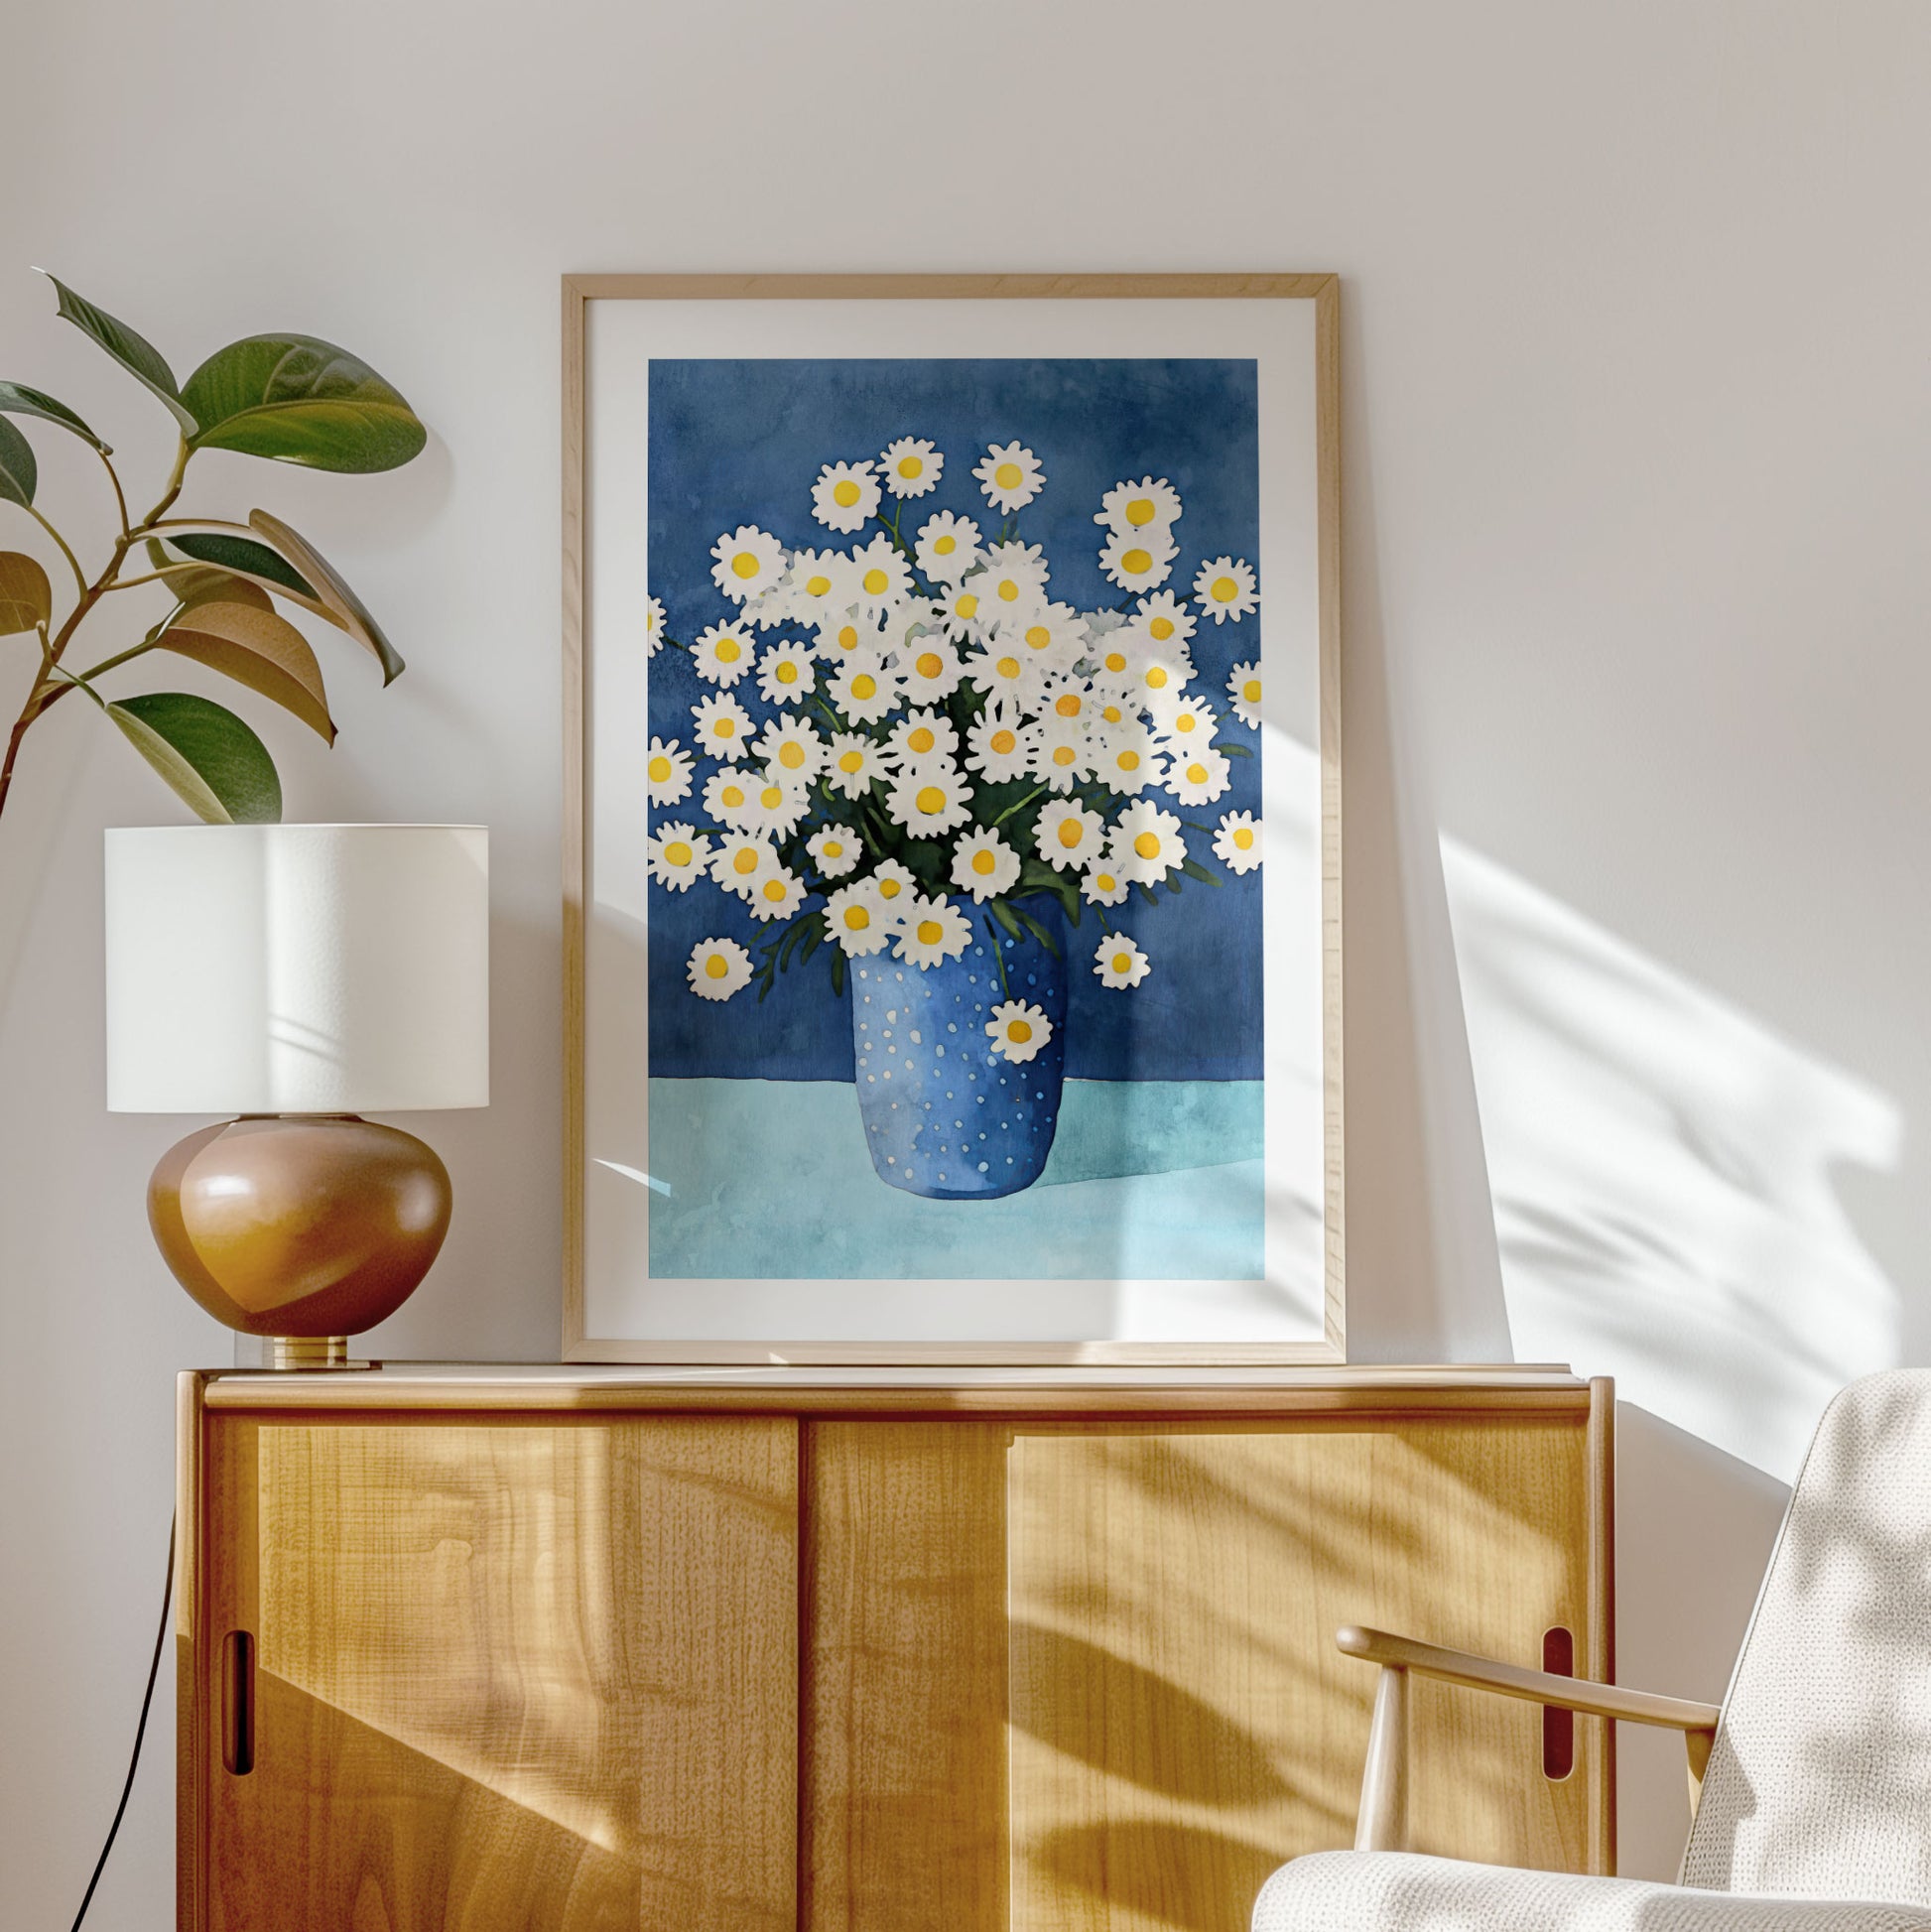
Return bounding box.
[105,824,488,1368]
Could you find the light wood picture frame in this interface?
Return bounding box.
[563,274,1343,1362]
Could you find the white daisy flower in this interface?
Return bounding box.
[914,510,982,582]
[974,441,1046,515]
[1035,799,1105,872]
[869,857,918,915]
[977,565,1047,627]
[808,823,863,879]
[1093,693,1142,733]
[1092,718,1165,796]
[1038,676,1098,730]
[756,714,828,783]
[1094,933,1151,990]
[851,533,913,617]
[1226,661,1262,728]
[688,937,753,1001]
[815,607,890,661]
[742,579,794,632]
[960,640,1034,704]
[1111,800,1188,882]
[784,547,858,626]
[980,537,1047,594]
[825,877,893,956]
[756,639,818,707]
[950,828,1021,904]
[1030,716,1095,793]
[645,736,694,807]
[709,524,786,603]
[744,773,812,839]
[1214,810,1264,875]
[812,458,881,535]
[879,436,943,499]
[710,832,780,898]
[887,708,960,765]
[1131,646,1195,704]
[692,620,757,687]
[646,823,713,893]
[1195,555,1259,624]
[1166,745,1232,807]
[886,761,974,837]
[746,863,808,923]
[1149,691,1219,748]
[1095,475,1183,540]
[1085,622,1149,686]
[966,702,1035,783]
[985,998,1053,1064]
[1098,526,1178,595]
[1081,858,1130,907]
[1008,601,1085,675]
[935,575,990,645]
[898,634,966,706]
[825,731,898,799]
[893,892,974,969]
[702,767,761,831]
[691,691,755,761]
[826,650,902,726]
[644,594,667,657]
[1130,588,1198,652]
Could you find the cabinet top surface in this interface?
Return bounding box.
[193,1361,1595,1415]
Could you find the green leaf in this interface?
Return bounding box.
[42,273,195,434]
[1220,739,1252,758]
[0,381,110,454]
[988,899,1023,941]
[107,692,282,824]
[0,416,37,508]
[164,531,319,602]
[0,552,53,633]
[1181,856,1223,885]
[157,599,335,743]
[1011,905,1062,960]
[830,950,845,997]
[247,510,405,683]
[182,335,427,473]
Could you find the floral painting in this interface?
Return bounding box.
[636,357,1272,1283]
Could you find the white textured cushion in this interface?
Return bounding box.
[1253,1853,1931,1932]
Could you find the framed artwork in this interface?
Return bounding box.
[563,274,1342,1362]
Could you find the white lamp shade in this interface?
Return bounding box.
[105,825,489,1114]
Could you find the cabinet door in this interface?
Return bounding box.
[191,1416,797,1932]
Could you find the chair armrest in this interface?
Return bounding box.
[1338,1626,1720,1732]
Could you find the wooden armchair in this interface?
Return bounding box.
[1254,1370,1931,1931]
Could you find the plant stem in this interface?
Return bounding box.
[26,505,87,599]
[96,449,131,541]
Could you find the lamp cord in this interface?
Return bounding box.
[69,1515,175,1932]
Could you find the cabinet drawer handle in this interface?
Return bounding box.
[222,1631,255,1776]
[1542,1625,1575,1780]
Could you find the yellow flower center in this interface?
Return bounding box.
[862,568,889,595]
[879,876,902,899]
[915,785,947,816]
[761,879,788,902]
[1056,820,1084,849]
[666,841,692,866]
[1007,1019,1033,1043]
[732,849,760,876]
[851,675,877,700]
[716,637,742,663]
[997,578,1021,602]
[1121,549,1152,576]
[760,786,784,808]
[1117,750,1141,771]
[1233,827,1254,850]
[957,593,978,618]
[908,726,936,753]
[1101,704,1123,723]
[824,840,843,858]
[648,755,672,782]
[991,729,1016,754]
[715,718,735,737]
[1111,952,1132,975]
[916,919,944,946]
[1176,712,1198,734]
[837,625,858,651]
[996,656,1020,679]
[779,743,806,770]
[916,651,944,680]
[1213,575,1240,602]
[1096,872,1116,892]
[776,661,800,685]
[705,954,730,979]
[838,750,865,774]
[1150,615,1175,640]
[806,574,831,596]
[1052,745,1077,767]
[1103,650,1127,673]
[1146,666,1169,690]
[1187,763,1208,785]
[843,905,870,931]
[1026,625,1051,649]
[935,534,957,556]
[1055,695,1081,717]
[721,785,745,808]
[1126,497,1157,526]
[731,551,761,580]
[898,455,923,478]
[1133,833,1162,860]
[1242,678,1261,703]
[834,478,861,507]
[993,461,1023,491]
[971,849,997,875]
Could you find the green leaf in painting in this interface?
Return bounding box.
[158,599,335,743]
[41,273,196,434]
[1010,905,1062,960]
[182,335,427,473]
[988,898,1023,941]
[830,949,845,998]
[246,510,405,683]
[0,381,110,453]
[107,692,283,824]
[0,552,53,633]
[0,416,38,508]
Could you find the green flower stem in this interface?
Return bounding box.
[988,784,1046,828]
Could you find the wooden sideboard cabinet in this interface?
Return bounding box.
[177,1366,1614,1931]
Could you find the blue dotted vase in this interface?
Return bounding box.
[850,903,1068,1200]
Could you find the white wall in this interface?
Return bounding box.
[4,0,1927,1919]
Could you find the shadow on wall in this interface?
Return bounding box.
[1441,837,1903,1485]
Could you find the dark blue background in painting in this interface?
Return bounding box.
[646,356,1262,1082]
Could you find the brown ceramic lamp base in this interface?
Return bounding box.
[148,1115,451,1364]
